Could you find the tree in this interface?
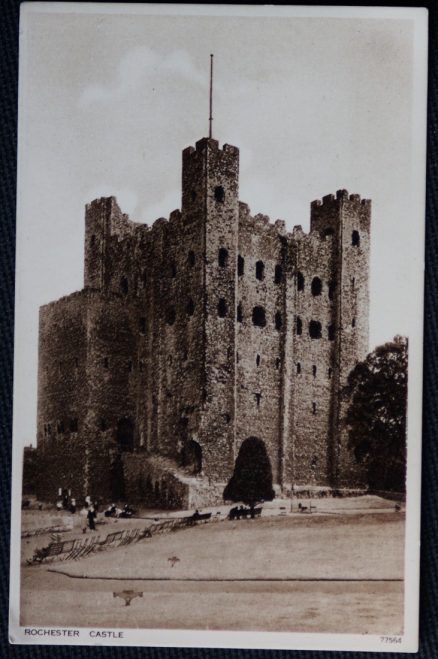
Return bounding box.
[344,336,408,492]
[223,437,275,516]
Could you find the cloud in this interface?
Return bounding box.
[79,47,205,108]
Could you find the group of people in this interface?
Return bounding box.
[104,503,136,519]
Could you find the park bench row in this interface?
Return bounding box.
[27,511,213,564]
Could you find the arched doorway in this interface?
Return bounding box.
[182,440,202,474]
[116,418,134,452]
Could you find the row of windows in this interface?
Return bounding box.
[296,363,333,379]
[43,419,78,436]
[123,253,361,297]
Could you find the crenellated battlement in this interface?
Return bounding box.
[311,189,371,209]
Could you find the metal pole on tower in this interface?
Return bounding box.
[209,54,213,139]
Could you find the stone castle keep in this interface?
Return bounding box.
[35,135,371,507]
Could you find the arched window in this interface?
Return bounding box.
[166,306,176,325]
[309,320,322,339]
[328,324,335,341]
[214,186,225,203]
[256,260,265,280]
[120,277,129,295]
[218,298,227,318]
[186,298,195,316]
[275,311,282,330]
[117,418,134,452]
[296,362,301,374]
[352,230,360,247]
[238,255,245,276]
[274,264,283,284]
[252,306,266,327]
[297,271,304,291]
[182,440,202,474]
[236,302,243,323]
[187,250,195,266]
[218,247,229,267]
[311,277,322,296]
[296,316,302,335]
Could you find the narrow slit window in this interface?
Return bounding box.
[311,277,322,296]
[312,402,317,415]
[238,255,245,276]
[218,298,227,318]
[256,354,261,367]
[120,277,129,295]
[275,264,283,284]
[187,250,195,267]
[255,392,262,408]
[328,367,332,379]
[296,362,301,374]
[103,357,109,369]
[352,230,360,247]
[256,260,265,280]
[296,316,302,336]
[218,248,229,267]
[252,306,266,327]
[328,324,335,341]
[186,298,195,316]
[275,311,283,330]
[139,317,146,334]
[214,186,225,202]
[237,302,243,323]
[352,317,356,328]
[276,357,281,370]
[312,365,317,378]
[297,272,305,291]
[309,320,322,339]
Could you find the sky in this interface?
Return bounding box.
[14,5,426,447]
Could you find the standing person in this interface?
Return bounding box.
[87,506,96,531]
[70,498,76,514]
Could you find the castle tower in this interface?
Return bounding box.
[310,190,371,486]
[181,138,240,482]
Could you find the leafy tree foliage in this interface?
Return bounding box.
[345,337,408,492]
[224,437,275,513]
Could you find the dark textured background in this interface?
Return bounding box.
[1,1,436,657]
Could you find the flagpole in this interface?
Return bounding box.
[209,54,213,139]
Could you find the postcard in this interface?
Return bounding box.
[9,3,427,652]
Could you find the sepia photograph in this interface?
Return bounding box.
[9,3,427,652]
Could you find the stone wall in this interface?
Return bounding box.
[36,137,371,505]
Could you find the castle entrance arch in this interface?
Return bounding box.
[116,417,134,452]
[182,440,202,474]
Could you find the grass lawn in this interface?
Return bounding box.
[20,510,404,634]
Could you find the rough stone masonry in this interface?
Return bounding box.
[35,136,371,508]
